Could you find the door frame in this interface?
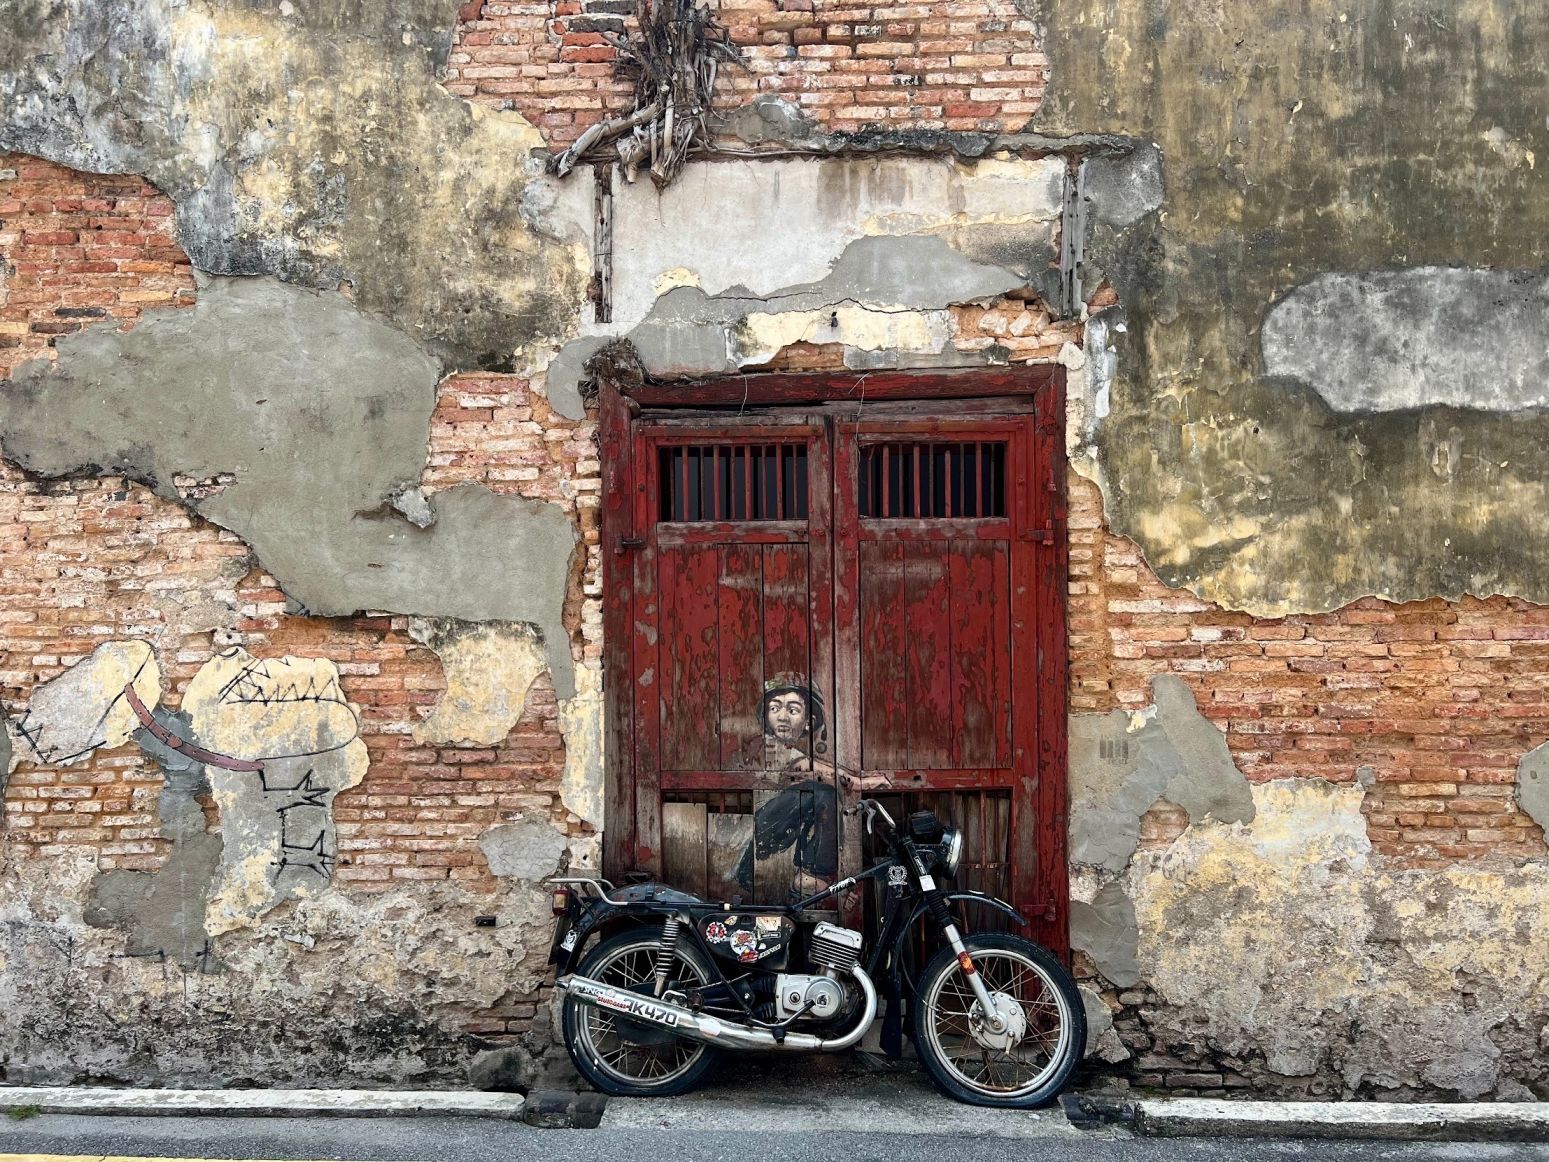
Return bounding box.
[598,365,1071,952]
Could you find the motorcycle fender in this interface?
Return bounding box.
[893,891,1026,965]
[550,906,659,975]
[548,903,610,972]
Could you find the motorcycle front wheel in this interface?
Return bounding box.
[561,927,721,1098]
[912,932,1085,1108]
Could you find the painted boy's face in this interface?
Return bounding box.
[765,692,810,743]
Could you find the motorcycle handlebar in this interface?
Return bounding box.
[860,798,898,838]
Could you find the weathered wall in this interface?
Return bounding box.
[0,154,602,1083]
[4,0,1549,1102]
[1041,0,1549,616]
[1066,473,1549,1098]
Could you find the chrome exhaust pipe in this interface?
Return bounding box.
[557,964,877,1053]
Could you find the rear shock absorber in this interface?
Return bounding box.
[653,915,682,997]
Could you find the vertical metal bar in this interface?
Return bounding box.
[713,444,722,521]
[977,790,987,897]
[776,443,786,520]
[741,445,752,520]
[882,445,891,517]
[912,444,922,519]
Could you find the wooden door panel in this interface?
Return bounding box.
[761,544,812,696]
[658,545,721,771]
[717,543,764,770]
[858,538,906,769]
[950,541,1012,769]
[902,544,953,769]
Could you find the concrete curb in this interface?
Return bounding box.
[1077,1095,1549,1142]
[0,1088,526,1120]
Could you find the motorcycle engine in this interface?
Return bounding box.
[774,973,849,1021]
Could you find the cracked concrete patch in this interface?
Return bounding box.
[1515,741,1549,834]
[410,618,548,748]
[1068,675,1255,871]
[1070,880,1140,988]
[479,818,567,881]
[85,720,222,969]
[0,277,578,696]
[1262,268,1549,413]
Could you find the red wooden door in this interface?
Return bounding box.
[623,415,839,905]
[602,375,1068,949]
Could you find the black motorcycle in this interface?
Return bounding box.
[548,798,1085,1107]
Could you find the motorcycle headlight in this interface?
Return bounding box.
[941,827,963,878]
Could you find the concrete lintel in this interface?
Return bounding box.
[0,1087,525,1120]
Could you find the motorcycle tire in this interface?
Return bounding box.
[562,927,722,1098]
[912,932,1085,1108]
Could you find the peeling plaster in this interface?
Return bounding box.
[558,663,604,834]
[1131,780,1549,1097]
[1263,268,1549,413]
[0,0,592,370]
[608,156,1065,332]
[1068,675,1255,872]
[409,618,548,748]
[617,234,1027,378]
[11,641,162,768]
[1,852,554,1085]
[0,278,578,696]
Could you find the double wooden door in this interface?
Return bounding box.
[602,382,1068,950]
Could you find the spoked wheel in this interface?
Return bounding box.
[562,928,720,1097]
[912,932,1085,1108]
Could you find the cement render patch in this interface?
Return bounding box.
[0,1090,525,1120]
[1132,1098,1549,1142]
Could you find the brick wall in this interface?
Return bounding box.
[446,0,1047,146]
[0,157,600,1042]
[1068,472,1547,865]
[0,155,194,379]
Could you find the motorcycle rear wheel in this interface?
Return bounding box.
[912,932,1085,1108]
[562,927,721,1098]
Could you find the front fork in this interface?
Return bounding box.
[920,875,1006,1033]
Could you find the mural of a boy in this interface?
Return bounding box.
[736,672,838,898]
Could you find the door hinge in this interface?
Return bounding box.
[614,536,644,555]
[1021,527,1055,545]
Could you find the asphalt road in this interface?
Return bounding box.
[3,1113,1549,1162]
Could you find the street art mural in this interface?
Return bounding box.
[8,643,366,937]
[735,672,840,898]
